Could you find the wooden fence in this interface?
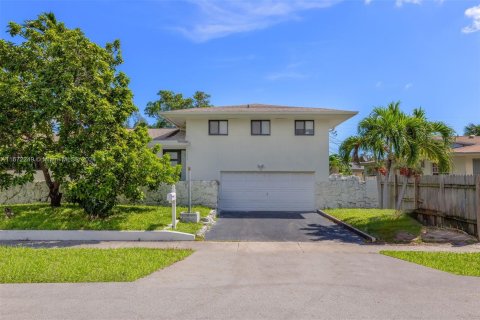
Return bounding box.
[379,174,480,237]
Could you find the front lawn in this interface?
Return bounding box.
[323,208,423,243]
[381,251,480,277]
[0,203,210,235]
[0,247,193,283]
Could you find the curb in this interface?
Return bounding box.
[317,210,377,242]
[0,230,195,241]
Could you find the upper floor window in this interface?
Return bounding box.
[295,120,314,136]
[432,163,439,175]
[163,150,181,167]
[209,120,228,135]
[251,120,270,135]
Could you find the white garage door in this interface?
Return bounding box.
[219,172,315,212]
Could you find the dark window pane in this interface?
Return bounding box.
[219,121,228,135]
[209,121,219,134]
[252,121,261,135]
[262,121,270,134]
[305,121,314,135]
[295,121,305,130]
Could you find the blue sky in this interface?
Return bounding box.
[1,0,479,152]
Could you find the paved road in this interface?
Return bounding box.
[205,211,363,242]
[1,241,480,320]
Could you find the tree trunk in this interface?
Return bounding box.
[39,161,62,207]
[383,159,393,209]
[376,172,383,208]
[49,183,62,207]
[396,176,408,210]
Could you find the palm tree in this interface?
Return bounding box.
[340,102,454,209]
[464,123,480,136]
[329,154,351,175]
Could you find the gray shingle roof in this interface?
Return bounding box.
[161,104,355,114]
[146,128,179,140]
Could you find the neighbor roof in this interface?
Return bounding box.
[145,128,179,140]
[452,136,480,154]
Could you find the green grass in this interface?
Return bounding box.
[0,203,211,235]
[324,208,423,243]
[381,251,480,277]
[0,246,193,283]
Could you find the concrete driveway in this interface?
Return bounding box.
[1,241,480,320]
[205,211,363,242]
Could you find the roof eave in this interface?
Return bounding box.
[160,110,358,128]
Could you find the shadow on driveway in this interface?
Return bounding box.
[206,211,364,243]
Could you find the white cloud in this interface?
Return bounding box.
[176,0,340,42]
[462,5,480,34]
[367,0,444,7]
[395,0,422,7]
[265,71,308,81]
[265,60,309,81]
[375,81,383,88]
[404,83,413,90]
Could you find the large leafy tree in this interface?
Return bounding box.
[145,90,212,128]
[339,102,453,208]
[0,13,179,212]
[464,123,480,136]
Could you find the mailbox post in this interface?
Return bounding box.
[167,185,177,229]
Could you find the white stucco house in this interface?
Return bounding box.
[149,104,357,212]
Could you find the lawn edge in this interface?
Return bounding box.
[0,229,195,241]
[317,209,377,242]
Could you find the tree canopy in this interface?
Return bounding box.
[340,102,453,173]
[464,123,480,136]
[339,102,454,207]
[0,13,179,213]
[145,90,212,128]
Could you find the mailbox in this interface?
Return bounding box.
[167,192,176,203]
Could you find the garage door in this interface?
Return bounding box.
[219,172,315,212]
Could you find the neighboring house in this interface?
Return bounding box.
[349,162,365,180]
[151,104,357,211]
[423,135,480,175]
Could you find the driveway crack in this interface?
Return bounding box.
[297,242,304,253]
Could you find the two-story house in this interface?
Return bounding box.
[150,104,357,212]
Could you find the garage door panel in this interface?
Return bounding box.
[219,172,315,211]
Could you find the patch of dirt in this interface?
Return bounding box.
[394,231,419,242]
[421,227,478,245]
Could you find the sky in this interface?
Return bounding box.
[1,0,479,152]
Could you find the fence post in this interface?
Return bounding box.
[476,175,480,240]
[414,175,420,210]
[394,174,398,209]
[377,174,383,209]
[439,175,445,211]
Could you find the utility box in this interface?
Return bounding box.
[180,212,200,223]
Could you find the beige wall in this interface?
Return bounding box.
[184,117,330,182]
[424,155,480,175]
